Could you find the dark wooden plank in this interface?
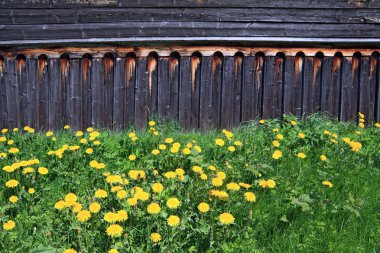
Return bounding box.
[158,57,170,118]
[321,56,341,117]
[368,54,378,122]
[200,54,223,129]
[69,59,82,129]
[283,56,295,115]
[2,22,380,42]
[340,56,360,121]
[252,54,265,118]
[376,53,380,122]
[3,0,379,8]
[179,57,191,128]
[147,54,158,117]
[59,56,70,128]
[0,57,6,129]
[135,57,148,129]
[125,54,136,127]
[81,56,92,128]
[168,55,180,120]
[358,56,371,120]
[241,55,254,122]
[37,56,49,130]
[48,58,61,129]
[303,55,322,114]
[17,56,27,128]
[190,55,201,128]
[26,58,38,128]
[103,55,114,129]
[90,58,104,128]
[2,8,380,25]
[263,55,284,118]
[4,59,19,128]
[221,56,234,129]
[113,57,125,130]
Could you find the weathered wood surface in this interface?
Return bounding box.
[1,0,380,8]
[0,50,379,130]
[0,1,380,45]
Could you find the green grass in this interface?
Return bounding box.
[0,113,379,253]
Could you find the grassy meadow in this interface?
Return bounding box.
[0,113,379,253]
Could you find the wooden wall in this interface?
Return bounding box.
[0,48,379,130]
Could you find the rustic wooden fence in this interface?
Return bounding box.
[0,48,379,130]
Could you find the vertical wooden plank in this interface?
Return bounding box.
[27,58,38,128]
[284,55,304,117]
[17,56,27,128]
[0,57,6,129]
[233,54,243,126]
[158,57,170,118]
[69,58,82,129]
[147,54,158,118]
[303,55,323,114]
[358,56,371,120]
[179,56,191,128]
[263,55,284,118]
[241,55,255,121]
[321,57,332,114]
[200,54,223,129]
[190,54,201,128]
[321,55,341,117]
[369,54,379,122]
[125,54,136,127]
[375,53,380,122]
[48,58,61,129]
[37,56,49,130]
[81,55,92,129]
[341,55,360,121]
[252,53,264,119]
[221,56,234,129]
[135,57,148,129]
[104,55,115,129]
[91,58,104,128]
[199,56,212,129]
[113,57,125,130]
[168,54,180,120]
[5,58,18,128]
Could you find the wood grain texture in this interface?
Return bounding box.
[0,52,379,130]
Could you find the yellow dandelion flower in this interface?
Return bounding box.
[128,154,136,161]
[150,232,161,243]
[228,146,235,152]
[297,153,306,159]
[147,203,161,214]
[6,179,19,188]
[298,133,305,138]
[272,140,280,147]
[322,180,333,188]
[77,210,91,222]
[28,188,35,194]
[267,179,276,188]
[167,215,180,227]
[152,149,160,155]
[197,202,210,213]
[244,192,256,202]
[212,177,223,187]
[89,202,101,213]
[116,190,128,199]
[152,183,164,193]
[276,134,284,140]
[215,138,225,146]
[72,203,83,213]
[38,167,49,175]
[259,119,265,124]
[54,200,67,210]
[272,150,282,159]
[127,197,138,206]
[106,224,123,237]
[219,212,235,225]
[85,148,93,154]
[166,198,181,209]
[148,120,156,126]
[8,147,19,154]
[182,148,191,155]
[320,155,327,161]
[95,189,108,198]
[109,249,119,253]
[226,182,240,191]
[9,195,18,203]
[64,193,78,206]
[3,220,16,231]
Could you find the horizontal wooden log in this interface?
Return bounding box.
[1,8,379,25]
[1,0,380,8]
[1,22,380,42]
